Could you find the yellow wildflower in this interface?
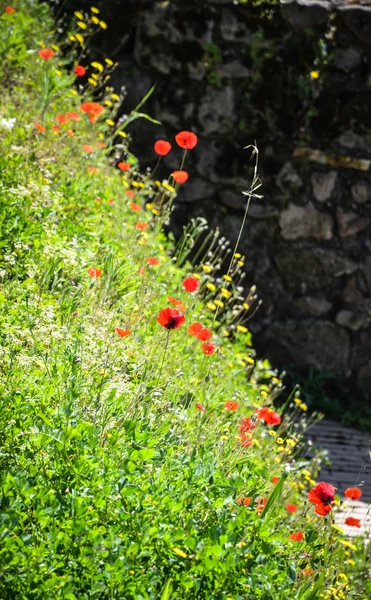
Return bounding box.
[104,100,113,106]
[276,437,284,445]
[236,325,248,333]
[88,78,97,86]
[99,20,108,29]
[111,93,120,100]
[202,264,212,273]
[243,303,250,310]
[221,287,231,298]
[223,274,232,282]
[331,524,344,534]
[91,16,99,24]
[105,119,115,126]
[234,253,241,258]
[162,182,175,193]
[91,61,104,72]
[77,20,87,29]
[74,11,84,19]
[75,33,84,45]
[339,540,356,551]
[173,548,187,558]
[214,299,224,308]
[91,7,100,14]
[207,302,216,311]
[206,282,216,292]
[310,70,320,79]
[117,131,127,138]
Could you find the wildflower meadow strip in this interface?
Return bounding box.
[0,2,370,599]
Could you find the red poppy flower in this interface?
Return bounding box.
[196,403,205,412]
[240,433,253,448]
[225,400,239,411]
[135,222,148,230]
[265,411,281,426]
[34,122,46,133]
[271,476,280,484]
[308,482,335,506]
[172,170,188,184]
[130,202,142,212]
[66,130,74,136]
[167,296,186,311]
[5,6,15,13]
[239,418,256,434]
[258,407,281,426]
[286,504,297,514]
[314,503,332,516]
[237,497,251,507]
[197,328,212,341]
[157,307,185,330]
[74,65,86,77]
[290,531,304,542]
[90,102,104,117]
[80,102,94,113]
[126,190,135,198]
[52,125,60,134]
[56,114,69,125]
[344,487,362,500]
[154,140,172,156]
[188,322,203,336]
[256,497,268,512]
[118,162,130,171]
[345,517,361,527]
[83,144,94,154]
[87,267,102,278]
[38,48,55,60]
[300,568,314,577]
[88,166,98,174]
[146,257,159,266]
[89,114,97,123]
[115,328,131,337]
[66,111,80,121]
[202,342,216,355]
[183,276,199,292]
[175,131,198,150]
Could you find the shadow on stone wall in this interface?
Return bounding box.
[63,0,371,407]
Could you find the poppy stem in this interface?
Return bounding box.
[156,330,170,386]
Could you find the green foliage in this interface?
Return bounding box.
[0,2,370,599]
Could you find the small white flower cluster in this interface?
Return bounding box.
[0,117,16,131]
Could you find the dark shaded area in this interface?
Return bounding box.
[59,0,371,423]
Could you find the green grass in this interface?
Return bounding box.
[0,2,370,599]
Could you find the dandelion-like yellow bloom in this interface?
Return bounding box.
[91,7,100,14]
[105,119,115,126]
[75,33,84,45]
[207,302,216,311]
[234,253,241,258]
[118,131,127,138]
[310,70,320,79]
[214,299,224,308]
[104,100,113,106]
[221,287,231,298]
[162,183,175,193]
[91,16,99,24]
[111,93,120,100]
[99,20,108,29]
[206,282,216,291]
[236,325,248,333]
[243,303,250,310]
[202,264,212,273]
[173,548,187,558]
[77,20,87,29]
[276,437,284,445]
[88,78,97,86]
[223,274,232,282]
[91,61,104,72]
[74,11,84,19]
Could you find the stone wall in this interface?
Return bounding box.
[65,0,371,402]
